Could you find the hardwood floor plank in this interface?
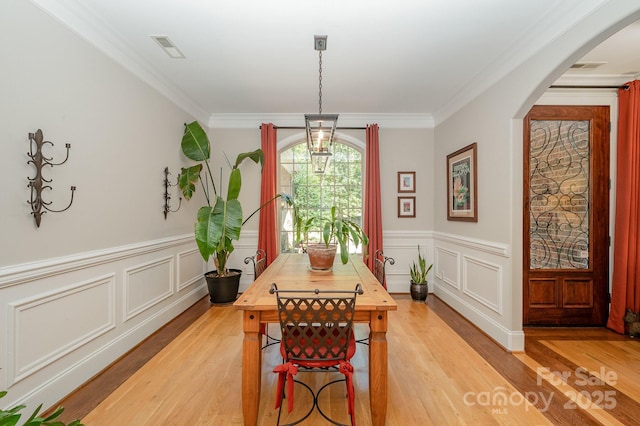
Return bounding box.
[52,294,640,425]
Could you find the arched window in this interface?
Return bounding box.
[279,139,364,254]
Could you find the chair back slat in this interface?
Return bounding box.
[373,249,395,286]
[271,285,361,363]
[244,249,267,279]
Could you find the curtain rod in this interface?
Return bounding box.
[549,84,629,89]
[259,125,366,130]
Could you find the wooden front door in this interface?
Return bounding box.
[523,105,610,325]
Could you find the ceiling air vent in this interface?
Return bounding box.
[151,36,185,59]
[570,61,607,69]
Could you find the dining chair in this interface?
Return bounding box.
[244,249,279,349]
[373,249,395,287]
[355,249,395,347]
[270,283,363,426]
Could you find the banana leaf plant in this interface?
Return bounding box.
[178,121,290,277]
[0,390,83,426]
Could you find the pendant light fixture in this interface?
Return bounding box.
[305,35,338,173]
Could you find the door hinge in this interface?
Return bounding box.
[609,178,611,190]
[608,122,611,132]
[609,235,611,246]
[609,292,612,303]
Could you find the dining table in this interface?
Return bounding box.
[232,252,397,426]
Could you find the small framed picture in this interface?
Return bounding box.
[397,171,416,193]
[447,142,477,222]
[398,196,416,218]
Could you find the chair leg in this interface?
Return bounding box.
[261,323,281,350]
[276,378,315,426]
[355,336,369,345]
[355,324,369,346]
[315,378,354,426]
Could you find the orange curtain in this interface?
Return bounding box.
[363,124,385,286]
[608,80,640,333]
[258,123,278,266]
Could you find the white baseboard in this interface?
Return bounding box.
[0,235,208,413]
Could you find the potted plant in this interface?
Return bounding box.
[292,204,314,253]
[178,121,290,303]
[307,206,368,270]
[409,245,433,301]
[0,390,83,426]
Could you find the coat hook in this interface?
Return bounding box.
[26,129,76,228]
[163,166,182,219]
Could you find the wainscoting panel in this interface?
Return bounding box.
[431,231,522,351]
[177,248,205,291]
[361,231,432,294]
[435,246,461,290]
[7,274,116,385]
[0,234,208,413]
[462,255,502,314]
[123,256,174,322]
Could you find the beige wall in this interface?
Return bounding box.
[0,0,206,412]
[3,0,640,412]
[0,0,201,267]
[432,1,640,350]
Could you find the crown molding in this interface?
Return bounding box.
[551,73,638,87]
[208,113,434,129]
[432,0,608,126]
[30,0,210,123]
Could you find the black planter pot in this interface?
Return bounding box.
[410,281,429,301]
[205,269,242,304]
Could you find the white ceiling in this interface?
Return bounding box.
[31,0,640,126]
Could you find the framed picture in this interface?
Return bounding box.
[397,171,416,193]
[447,142,477,222]
[398,196,416,218]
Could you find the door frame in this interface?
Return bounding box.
[523,103,612,326]
[532,91,618,291]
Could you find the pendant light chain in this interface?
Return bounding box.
[305,35,337,174]
[318,50,323,115]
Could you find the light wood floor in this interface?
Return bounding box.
[55,295,640,425]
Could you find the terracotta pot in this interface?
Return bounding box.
[410,281,429,301]
[307,244,337,271]
[205,269,242,304]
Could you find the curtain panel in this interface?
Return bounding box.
[258,123,278,266]
[363,124,385,286]
[608,80,640,333]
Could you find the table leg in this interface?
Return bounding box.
[242,310,262,426]
[369,311,388,426]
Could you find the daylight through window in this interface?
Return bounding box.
[279,141,363,254]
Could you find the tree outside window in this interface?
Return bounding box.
[280,141,363,254]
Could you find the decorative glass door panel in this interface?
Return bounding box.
[529,120,590,270]
[523,105,609,326]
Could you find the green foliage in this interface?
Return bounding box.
[321,206,369,265]
[409,245,432,284]
[178,121,287,275]
[0,391,83,426]
[292,203,315,247]
[281,142,363,251]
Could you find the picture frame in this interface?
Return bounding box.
[446,142,477,222]
[397,171,416,193]
[398,196,416,218]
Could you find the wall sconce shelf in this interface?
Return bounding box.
[163,166,182,219]
[26,129,76,228]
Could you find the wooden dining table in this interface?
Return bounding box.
[233,253,397,426]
